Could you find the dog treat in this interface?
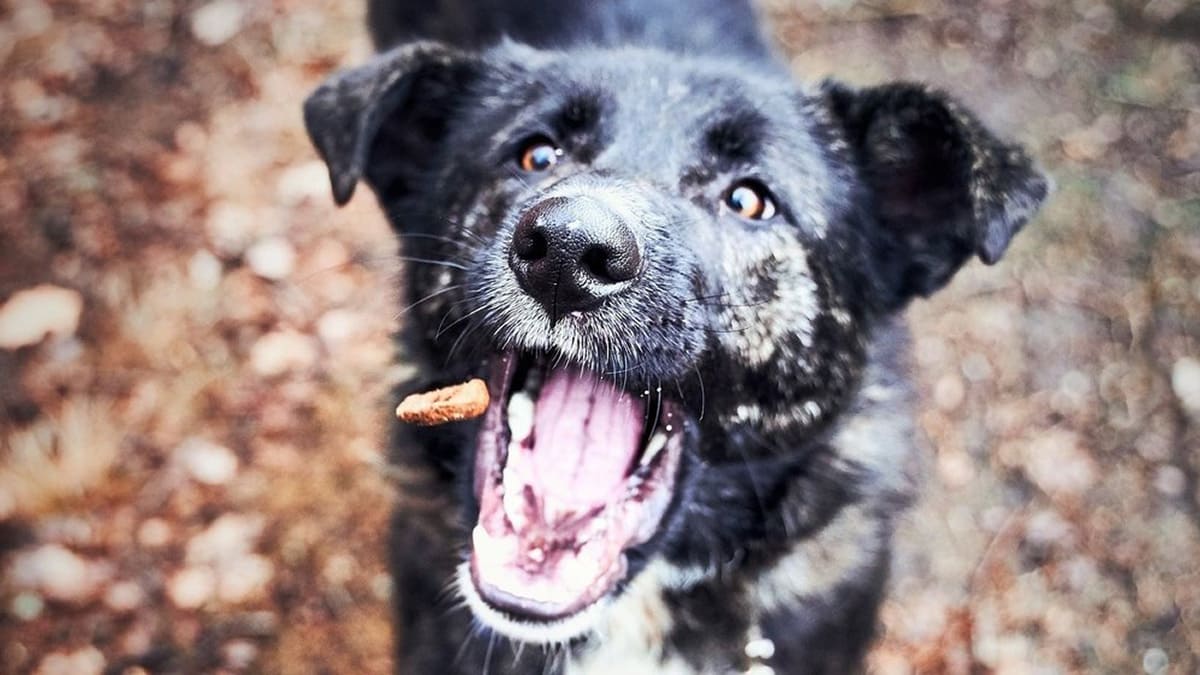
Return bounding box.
[395,378,490,425]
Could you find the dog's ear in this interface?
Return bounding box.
[822,81,1049,306]
[303,42,486,205]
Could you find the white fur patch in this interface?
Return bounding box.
[717,229,819,370]
[567,560,695,675]
[751,505,881,613]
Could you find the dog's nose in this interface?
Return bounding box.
[510,196,642,317]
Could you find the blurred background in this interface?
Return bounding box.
[0,0,1197,673]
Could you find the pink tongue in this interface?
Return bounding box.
[530,368,644,508]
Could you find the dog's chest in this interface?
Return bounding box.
[564,560,774,675]
[565,561,698,675]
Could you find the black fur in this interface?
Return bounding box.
[304,1,1048,672]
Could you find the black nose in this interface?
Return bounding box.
[509,196,642,319]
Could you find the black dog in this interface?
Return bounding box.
[304,0,1048,672]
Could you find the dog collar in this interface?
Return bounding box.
[742,623,776,674]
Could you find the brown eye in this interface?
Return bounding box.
[724,181,776,220]
[518,139,562,172]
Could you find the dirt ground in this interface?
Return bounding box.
[1,0,1197,673]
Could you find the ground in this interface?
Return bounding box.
[0,0,1198,673]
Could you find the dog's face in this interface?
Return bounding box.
[305,41,1047,643]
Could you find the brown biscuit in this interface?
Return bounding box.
[395,378,490,425]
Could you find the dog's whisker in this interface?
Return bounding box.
[692,364,707,421]
[393,231,483,254]
[394,284,463,321]
[481,631,497,675]
[444,316,488,366]
[680,290,736,305]
[437,303,490,342]
[389,255,471,271]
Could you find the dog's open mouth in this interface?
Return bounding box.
[469,351,684,625]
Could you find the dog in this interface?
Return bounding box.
[303,0,1049,672]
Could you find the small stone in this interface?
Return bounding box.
[1142,647,1168,674]
[176,437,239,486]
[182,515,272,605]
[121,622,154,657]
[933,374,966,411]
[316,309,366,349]
[186,514,264,566]
[104,581,144,612]
[276,160,331,207]
[1023,430,1095,496]
[1062,126,1108,162]
[34,646,105,675]
[223,639,259,670]
[1171,357,1200,414]
[322,553,355,585]
[12,0,53,38]
[188,250,223,290]
[1023,46,1059,79]
[217,554,274,603]
[168,566,216,609]
[936,449,975,488]
[10,591,44,621]
[0,284,84,350]
[190,0,246,47]
[137,518,172,548]
[250,330,318,377]
[1153,465,1186,497]
[371,573,393,601]
[245,237,296,281]
[9,544,107,604]
[960,352,993,382]
[1024,509,1075,548]
[206,201,255,257]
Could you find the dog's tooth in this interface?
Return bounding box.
[507,391,534,441]
[526,545,545,563]
[502,462,528,531]
[640,431,668,467]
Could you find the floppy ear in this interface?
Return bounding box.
[822,81,1050,306]
[303,41,485,206]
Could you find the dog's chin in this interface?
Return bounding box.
[464,350,685,643]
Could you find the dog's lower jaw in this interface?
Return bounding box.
[455,561,617,645]
[457,556,726,673]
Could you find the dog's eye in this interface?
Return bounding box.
[723,181,776,220]
[518,138,562,172]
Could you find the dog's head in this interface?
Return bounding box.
[305,41,1048,642]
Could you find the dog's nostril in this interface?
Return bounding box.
[581,243,639,284]
[514,227,548,262]
[580,246,614,282]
